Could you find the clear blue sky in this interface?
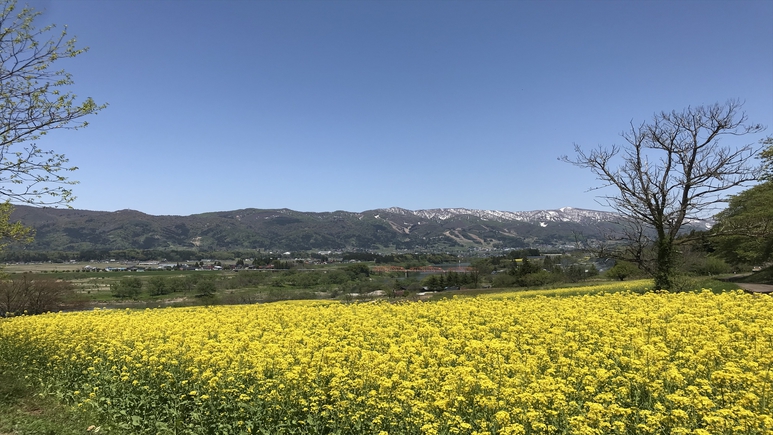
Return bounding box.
[26,0,773,216]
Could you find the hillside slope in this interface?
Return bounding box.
[8,205,627,252]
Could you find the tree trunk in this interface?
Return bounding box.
[654,238,674,290]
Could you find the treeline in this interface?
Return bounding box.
[108,263,380,301]
[0,274,75,316]
[342,252,461,264]
[491,257,599,288]
[110,275,217,299]
[469,251,602,289]
[341,250,541,265]
[422,271,478,290]
[417,250,603,291]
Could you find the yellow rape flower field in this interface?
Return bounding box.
[1,285,772,434]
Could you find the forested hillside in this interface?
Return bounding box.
[9,206,627,252]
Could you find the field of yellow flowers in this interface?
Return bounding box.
[1,286,772,434]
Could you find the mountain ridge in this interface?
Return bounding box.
[6,204,639,252]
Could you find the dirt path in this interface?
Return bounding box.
[732,283,773,294]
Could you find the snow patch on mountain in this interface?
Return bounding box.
[377,207,618,224]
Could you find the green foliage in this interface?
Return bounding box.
[0,360,123,434]
[470,258,493,274]
[423,274,443,291]
[759,136,773,181]
[319,270,349,285]
[167,276,194,293]
[421,272,477,291]
[147,276,169,296]
[688,256,731,276]
[225,271,270,289]
[346,252,459,264]
[605,261,640,281]
[0,0,105,206]
[292,272,321,288]
[516,257,541,276]
[518,270,557,287]
[0,0,105,295]
[343,263,370,280]
[0,202,32,250]
[561,264,597,283]
[111,277,142,299]
[271,260,294,269]
[713,179,773,265]
[666,274,701,293]
[506,248,541,259]
[483,255,603,289]
[469,258,493,288]
[492,272,519,288]
[195,280,217,297]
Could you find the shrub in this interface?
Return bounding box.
[167,277,193,293]
[689,256,731,276]
[491,273,518,288]
[516,270,554,287]
[195,280,217,297]
[606,261,640,281]
[110,277,143,299]
[147,276,169,296]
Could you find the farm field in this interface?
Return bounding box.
[2,261,116,274]
[2,261,687,310]
[1,285,772,434]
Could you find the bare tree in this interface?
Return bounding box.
[562,101,764,290]
[0,273,72,315]
[0,272,25,315]
[24,277,73,314]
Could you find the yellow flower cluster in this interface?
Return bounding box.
[1,289,772,434]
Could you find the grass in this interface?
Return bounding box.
[690,276,752,292]
[426,278,650,301]
[427,276,750,302]
[730,265,773,285]
[4,261,756,311]
[0,362,122,435]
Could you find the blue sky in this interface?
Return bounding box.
[25,0,773,216]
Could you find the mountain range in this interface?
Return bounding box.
[6,205,678,253]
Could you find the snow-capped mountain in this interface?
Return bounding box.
[9,204,710,252]
[379,206,617,224]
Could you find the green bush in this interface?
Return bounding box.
[111,277,143,299]
[606,261,640,281]
[147,276,169,296]
[689,256,731,276]
[195,280,217,297]
[517,270,554,287]
[167,277,193,293]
